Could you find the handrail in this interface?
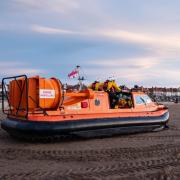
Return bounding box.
[2,75,29,118]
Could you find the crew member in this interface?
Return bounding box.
[88,80,103,91]
[103,77,121,108]
[116,95,133,109]
[103,77,121,93]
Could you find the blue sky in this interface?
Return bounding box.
[1,0,180,87]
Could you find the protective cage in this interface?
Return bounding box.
[2,75,29,118]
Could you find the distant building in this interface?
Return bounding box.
[141,87,180,102]
[0,84,2,100]
[148,87,180,96]
[130,85,180,102]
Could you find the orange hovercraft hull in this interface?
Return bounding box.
[1,75,169,139]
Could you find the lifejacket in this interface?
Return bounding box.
[110,84,115,92]
[103,81,117,92]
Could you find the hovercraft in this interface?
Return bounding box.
[1,75,169,139]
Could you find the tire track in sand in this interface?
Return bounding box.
[0,144,180,161]
[0,155,180,179]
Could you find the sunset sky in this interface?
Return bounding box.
[1,0,180,87]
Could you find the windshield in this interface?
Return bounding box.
[135,95,152,105]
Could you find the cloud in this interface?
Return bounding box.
[87,57,159,69]
[0,68,41,76]
[94,29,180,53]
[11,0,79,13]
[2,0,180,87]
[84,65,180,87]
[84,56,180,87]
[84,67,147,85]
[84,58,153,82]
[31,24,180,54]
[31,25,76,34]
[0,61,43,77]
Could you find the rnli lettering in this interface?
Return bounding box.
[39,89,55,98]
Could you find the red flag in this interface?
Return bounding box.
[68,68,79,78]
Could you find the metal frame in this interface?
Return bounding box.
[2,75,28,118]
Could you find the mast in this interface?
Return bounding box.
[77,65,85,90]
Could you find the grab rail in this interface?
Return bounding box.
[2,75,28,118]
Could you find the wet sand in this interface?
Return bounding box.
[0,104,180,179]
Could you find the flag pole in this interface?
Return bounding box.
[77,65,85,90]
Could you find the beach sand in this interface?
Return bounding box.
[0,104,180,179]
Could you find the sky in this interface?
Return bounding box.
[0,0,180,87]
